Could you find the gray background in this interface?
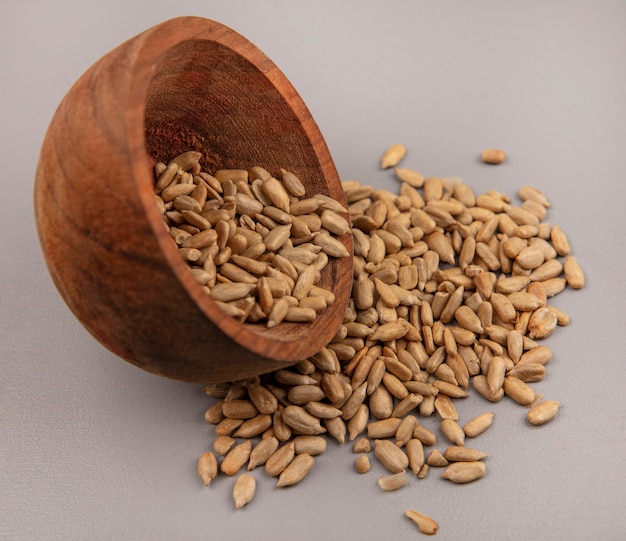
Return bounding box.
[2,1,625,540]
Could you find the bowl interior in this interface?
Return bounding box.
[140,36,351,360]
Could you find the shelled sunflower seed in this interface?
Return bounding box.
[153,151,350,327]
[196,146,585,535]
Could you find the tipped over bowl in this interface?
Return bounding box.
[34,16,353,383]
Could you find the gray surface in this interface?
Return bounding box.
[2,1,625,540]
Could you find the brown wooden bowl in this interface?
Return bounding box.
[34,16,353,383]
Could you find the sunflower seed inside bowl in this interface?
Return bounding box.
[153,153,350,328]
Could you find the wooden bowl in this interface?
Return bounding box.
[34,16,353,383]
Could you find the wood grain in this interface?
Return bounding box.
[34,16,352,383]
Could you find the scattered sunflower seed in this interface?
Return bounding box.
[356,455,371,474]
[405,509,439,535]
[381,144,407,169]
[527,400,561,426]
[441,461,486,483]
[192,146,584,535]
[378,472,409,491]
[463,412,495,438]
[276,453,315,488]
[233,474,256,509]
[197,452,218,487]
[481,149,506,164]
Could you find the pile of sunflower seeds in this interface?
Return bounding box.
[153,151,350,328]
[193,145,584,535]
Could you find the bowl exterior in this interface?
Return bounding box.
[33,17,352,382]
